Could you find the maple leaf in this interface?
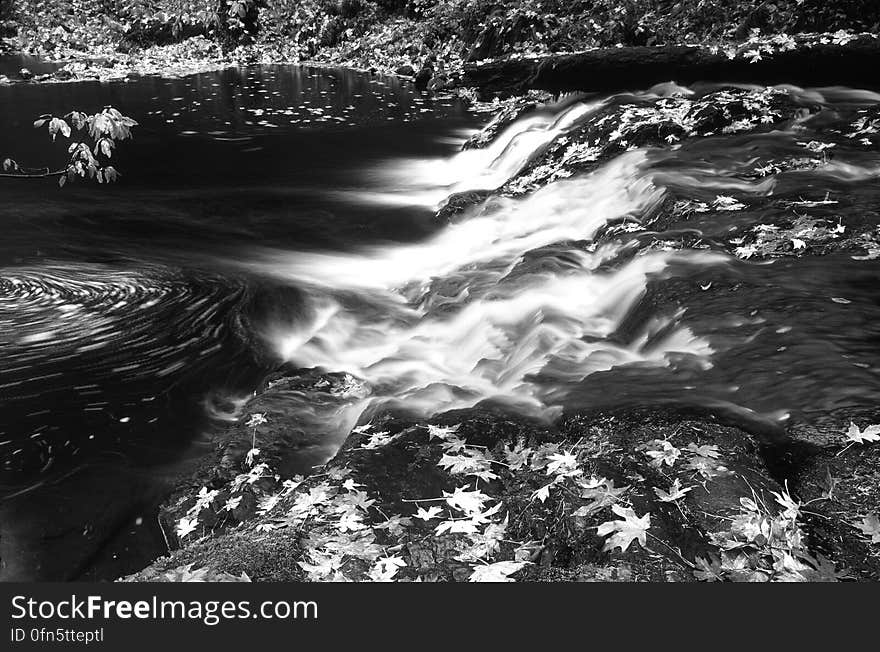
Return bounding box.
[685,442,720,459]
[724,512,769,547]
[546,451,579,476]
[175,517,199,539]
[223,495,243,512]
[573,478,629,516]
[468,560,527,582]
[443,486,491,516]
[435,501,502,535]
[310,531,383,562]
[531,480,557,503]
[326,467,351,481]
[336,489,375,512]
[686,455,728,479]
[189,486,219,515]
[855,513,880,544]
[597,504,651,553]
[426,424,461,440]
[770,486,801,520]
[341,478,364,492]
[256,492,282,516]
[693,556,723,582]
[438,450,491,476]
[373,514,412,536]
[335,511,367,533]
[772,552,811,582]
[644,439,681,468]
[713,195,747,211]
[288,484,334,520]
[361,431,399,449]
[414,505,443,521]
[529,443,561,471]
[435,518,481,536]
[298,552,344,581]
[503,444,532,470]
[369,556,407,582]
[458,516,509,561]
[844,422,880,444]
[654,478,692,502]
[439,435,468,454]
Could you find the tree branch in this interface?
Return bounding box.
[0,169,65,179]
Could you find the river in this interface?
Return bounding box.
[1,61,879,579]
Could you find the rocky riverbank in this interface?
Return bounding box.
[125,378,880,582]
[1,0,879,95]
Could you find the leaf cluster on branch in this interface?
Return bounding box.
[2,106,138,187]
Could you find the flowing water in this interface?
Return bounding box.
[1,61,879,579]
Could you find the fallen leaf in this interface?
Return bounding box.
[468,560,527,582]
[654,478,692,502]
[844,422,880,444]
[855,513,880,544]
[597,504,651,552]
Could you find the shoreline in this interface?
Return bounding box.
[2,29,878,96]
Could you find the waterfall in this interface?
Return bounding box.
[248,106,721,435]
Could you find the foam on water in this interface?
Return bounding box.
[350,99,605,207]
[250,144,719,430]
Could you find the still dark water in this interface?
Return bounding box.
[1,61,880,580]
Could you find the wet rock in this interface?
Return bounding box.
[781,407,880,579]
[463,36,880,95]
[501,86,807,196]
[414,64,433,92]
[461,98,544,150]
[434,189,493,223]
[129,404,834,583]
[395,64,414,77]
[124,530,306,582]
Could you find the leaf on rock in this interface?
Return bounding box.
[414,505,443,521]
[654,478,692,502]
[644,439,681,467]
[855,513,880,544]
[468,560,527,582]
[844,422,880,444]
[597,504,651,553]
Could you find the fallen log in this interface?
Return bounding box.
[462,35,880,95]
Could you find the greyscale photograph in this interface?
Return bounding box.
[1,0,879,584]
